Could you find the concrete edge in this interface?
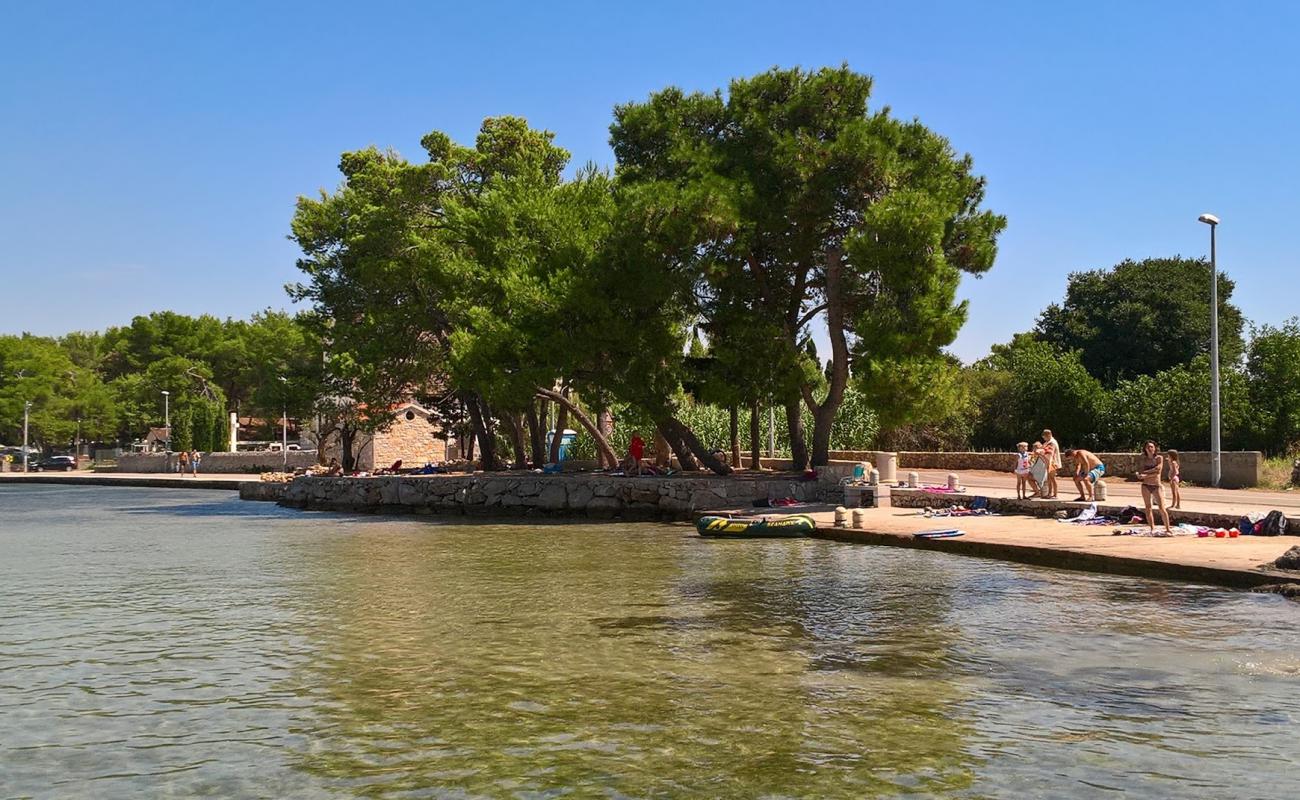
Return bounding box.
[812,525,1298,590]
[0,475,242,491]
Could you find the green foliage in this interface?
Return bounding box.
[171,407,193,452]
[1245,320,1300,453]
[611,65,1004,464]
[1035,257,1245,385]
[971,339,1108,450]
[1106,357,1253,451]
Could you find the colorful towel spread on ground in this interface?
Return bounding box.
[1111,525,1195,537]
[921,507,995,518]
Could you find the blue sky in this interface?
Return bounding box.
[2,1,1297,362]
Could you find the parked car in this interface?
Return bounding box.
[35,455,77,472]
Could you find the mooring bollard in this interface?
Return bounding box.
[907,471,919,488]
[834,506,848,527]
[947,473,959,490]
[851,508,865,529]
[869,467,880,485]
[1095,480,1108,501]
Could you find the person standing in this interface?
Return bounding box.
[628,431,645,476]
[1014,441,1035,499]
[190,449,201,477]
[177,449,190,477]
[1041,429,1061,499]
[1166,449,1182,509]
[1135,440,1172,534]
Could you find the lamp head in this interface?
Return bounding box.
[1198,213,1220,226]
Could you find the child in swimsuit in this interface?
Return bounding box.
[1014,442,1033,499]
[1166,449,1181,509]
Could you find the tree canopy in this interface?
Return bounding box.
[1034,256,1244,385]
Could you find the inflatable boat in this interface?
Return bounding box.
[696,514,816,538]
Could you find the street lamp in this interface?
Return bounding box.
[1198,213,1221,488]
[278,376,289,470]
[22,400,32,473]
[161,390,171,453]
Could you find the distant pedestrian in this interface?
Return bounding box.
[1135,440,1172,534]
[1166,449,1181,509]
[190,450,201,476]
[1040,429,1061,499]
[178,450,190,476]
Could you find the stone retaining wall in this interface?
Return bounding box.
[117,451,319,474]
[277,473,843,520]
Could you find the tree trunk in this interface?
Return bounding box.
[653,428,671,467]
[525,403,545,468]
[548,391,569,463]
[659,415,732,475]
[501,412,528,469]
[464,392,495,470]
[729,406,741,469]
[808,246,850,467]
[341,426,356,472]
[749,401,762,470]
[785,398,808,470]
[654,419,695,471]
[536,387,619,468]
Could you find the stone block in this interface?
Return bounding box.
[568,483,594,508]
[585,496,624,517]
[537,483,568,511]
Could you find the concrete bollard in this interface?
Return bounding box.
[834,506,848,527]
[907,471,919,488]
[947,473,959,490]
[869,468,880,485]
[1095,480,1108,501]
[851,508,865,529]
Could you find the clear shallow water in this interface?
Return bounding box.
[1,486,1299,798]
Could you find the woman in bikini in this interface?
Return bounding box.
[1134,440,1172,534]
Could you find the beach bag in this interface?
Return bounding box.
[1239,515,1258,536]
[1258,510,1288,537]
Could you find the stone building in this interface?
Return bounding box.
[319,401,449,471]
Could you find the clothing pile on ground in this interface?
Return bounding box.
[921,497,993,518]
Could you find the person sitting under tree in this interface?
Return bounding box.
[1064,448,1105,502]
[626,431,645,476]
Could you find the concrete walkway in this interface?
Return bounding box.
[716,498,1300,590]
[906,468,1300,517]
[0,472,246,490]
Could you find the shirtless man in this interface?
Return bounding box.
[1064,448,1105,502]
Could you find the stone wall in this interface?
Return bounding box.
[894,451,1262,488]
[277,473,843,520]
[117,451,319,474]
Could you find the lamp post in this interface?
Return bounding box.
[1198,213,1221,488]
[161,390,171,453]
[22,401,32,473]
[279,376,289,470]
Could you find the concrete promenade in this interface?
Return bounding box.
[0,472,246,490]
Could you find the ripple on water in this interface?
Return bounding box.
[2,485,1300,798]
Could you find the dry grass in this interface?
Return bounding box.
[1257,457,1297,491]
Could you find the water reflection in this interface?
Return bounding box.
[2,486,1300,798]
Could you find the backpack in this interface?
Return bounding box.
[1258,510,1288,537]
[1239,515,1258,536]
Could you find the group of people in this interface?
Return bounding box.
[1014,429,1184,533]
[175,449,202,476]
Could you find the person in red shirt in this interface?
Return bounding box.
[628,431,645,476]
